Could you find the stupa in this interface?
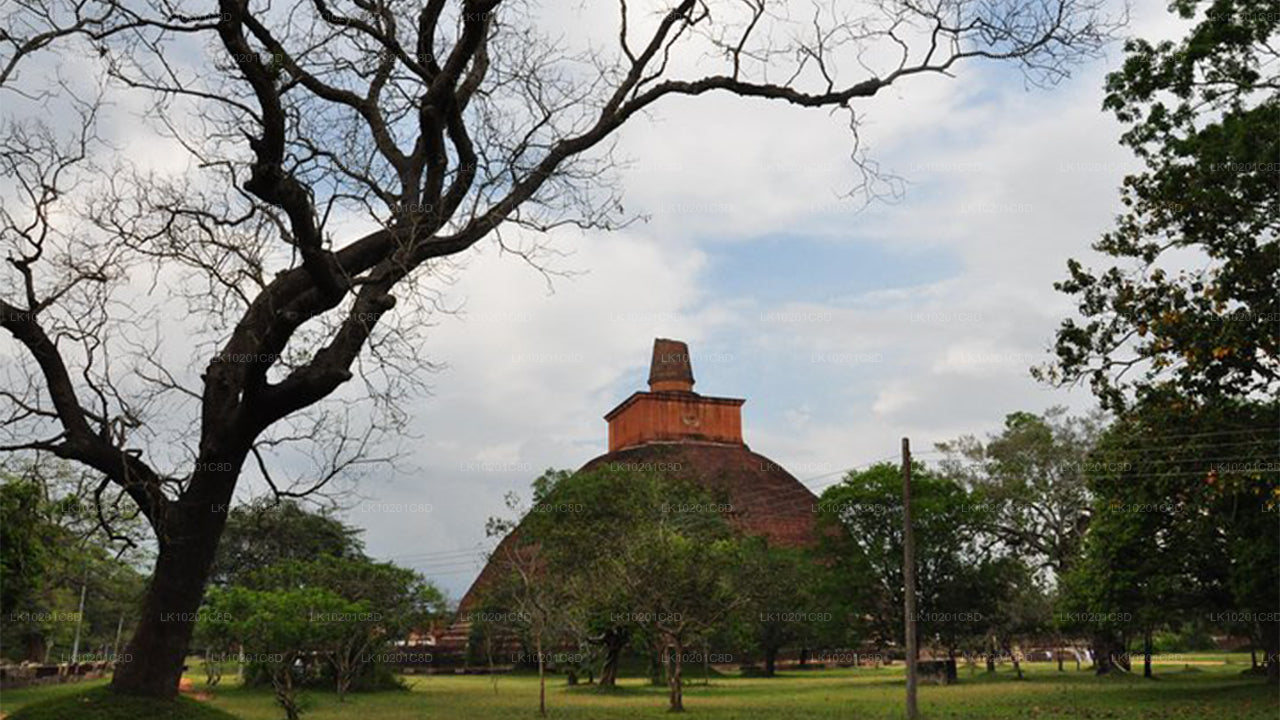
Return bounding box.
[437,339,821,655]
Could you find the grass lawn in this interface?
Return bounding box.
[1,683,238,720]
[3,657,1276,719]
[1,679,113,711]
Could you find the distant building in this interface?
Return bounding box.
[435,339,822,657]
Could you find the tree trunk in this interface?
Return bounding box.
[537,635,546,717]
[204,646,222,687]
[24,634,46,664]
[764,645,777,677]
[337,666,351,700]
[1092,633,1115,676]
[1262,622,1280,684]
[986,636,996,673]
[486,634,497,694]
[1142,630,1152,679]
[111,498,231,698]
[599,631,625,688]
[1009,642,1023,680]
[599,654,618,687]
[799,646,809,667]
[662,642,670,686]
[667,636,684,712]
[273,660,302,720]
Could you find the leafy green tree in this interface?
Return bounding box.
[191,606,235,687]
[1058,465,1184,677]
[939,409,1105,671]
[1040,0,1278,681]
[0,471,145,664]
[1062,399,1278,679]
[501,468,689,689]
[203,498,440,696]
[200,585,354,720]
[0,476,56,662]
[815,463,1024,659]
[983,559,1052,679]
[210,499,365,587]
[239,556,445,699]
[611,522,738,712]
[938,408,1102,578]
[504,467,738,712]
[1041,0,1278,411]
[728,539,819,677]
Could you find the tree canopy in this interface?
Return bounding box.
[209,498,365,587]
[1040,0,1278,410]
[938,408,1102,578]
[814,463,1032,659]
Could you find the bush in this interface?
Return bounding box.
[9,687,241,720]
[238,656,407,693]
[317,658,409,693]
[1151,626,1218,654]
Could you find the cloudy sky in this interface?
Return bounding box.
[318,1,1185,600]
[0,0,1188,600]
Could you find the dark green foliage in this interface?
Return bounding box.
[727,539,820,677]
[0,477,54,660]
[0,472,145,664]
[499,466,739,711]
[1041,0,1279,410]
[198,502,444,705]
[201,554,443,700]
[239,555,446,629]
[509,465,735,653]
[209,498,365,587]
[199,585,355,719]
[1041,0,1278,681]
[1061,398,1279,676]
[814,463,1030,654]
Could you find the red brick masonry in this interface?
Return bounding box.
[605,391,745,452]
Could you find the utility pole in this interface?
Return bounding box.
[70,574,88,665]
[902,437,919,720]
[112,613,125,662]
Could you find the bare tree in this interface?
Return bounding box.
[485,492,577,717]
[1,0,1117,699]
[493,539,559,717]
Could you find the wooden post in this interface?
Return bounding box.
[902,437,919,720]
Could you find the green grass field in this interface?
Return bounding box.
[3,658,1277,719]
